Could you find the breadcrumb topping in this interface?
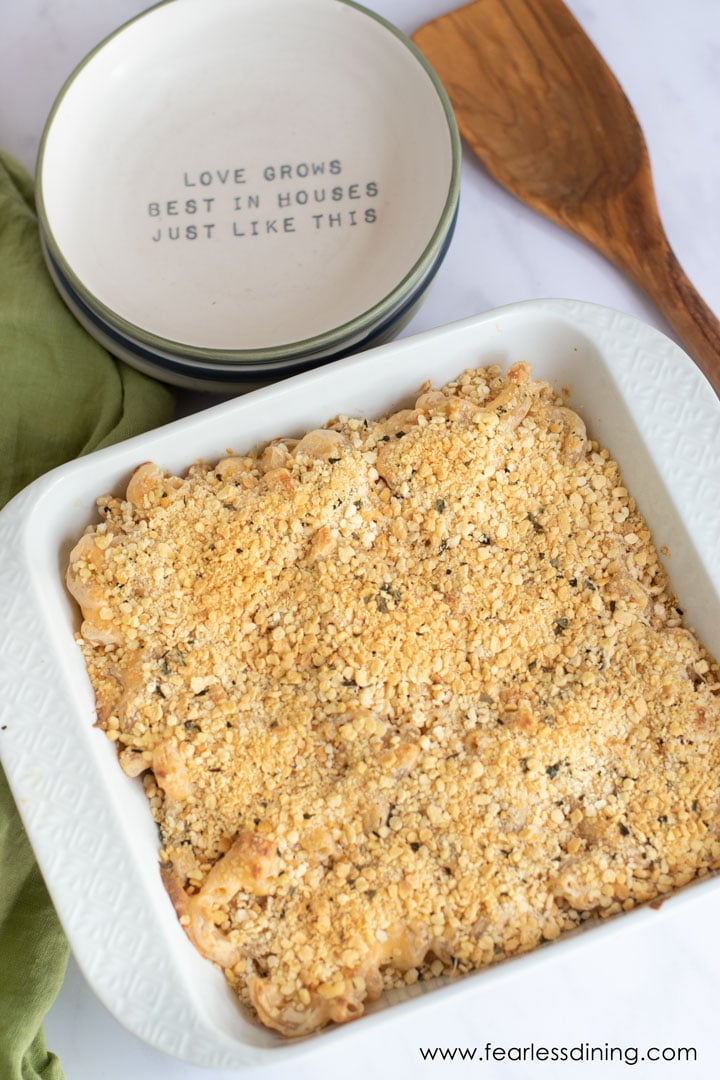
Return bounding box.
[67,363,720,1036]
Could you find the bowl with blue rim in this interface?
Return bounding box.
[36,0,461,391]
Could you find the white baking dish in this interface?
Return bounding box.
[1,299,719,1070]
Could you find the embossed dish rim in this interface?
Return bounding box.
[0,300,718,1070]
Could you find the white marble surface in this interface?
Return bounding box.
[2,1,719,1077]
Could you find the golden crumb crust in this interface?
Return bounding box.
[67,363,720,1036]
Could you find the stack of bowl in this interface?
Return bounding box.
[36,0,461,391]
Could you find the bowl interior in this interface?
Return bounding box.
[38,0,457,355]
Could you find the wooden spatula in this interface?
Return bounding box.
[414,0,720,394]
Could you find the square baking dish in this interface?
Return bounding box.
[1,299,718,1070]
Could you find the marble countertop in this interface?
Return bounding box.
[2,2,719,1078]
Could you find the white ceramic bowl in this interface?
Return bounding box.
[1,301,718,1069]
[36,0,460,388]
[40,235,447,392]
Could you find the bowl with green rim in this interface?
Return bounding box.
[36,0,461,389]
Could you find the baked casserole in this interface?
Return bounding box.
[66,362,720,1035]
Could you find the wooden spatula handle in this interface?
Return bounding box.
[638,247,720,396]
[583,171,720,396]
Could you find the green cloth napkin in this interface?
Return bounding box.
[0,151,175,1079]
